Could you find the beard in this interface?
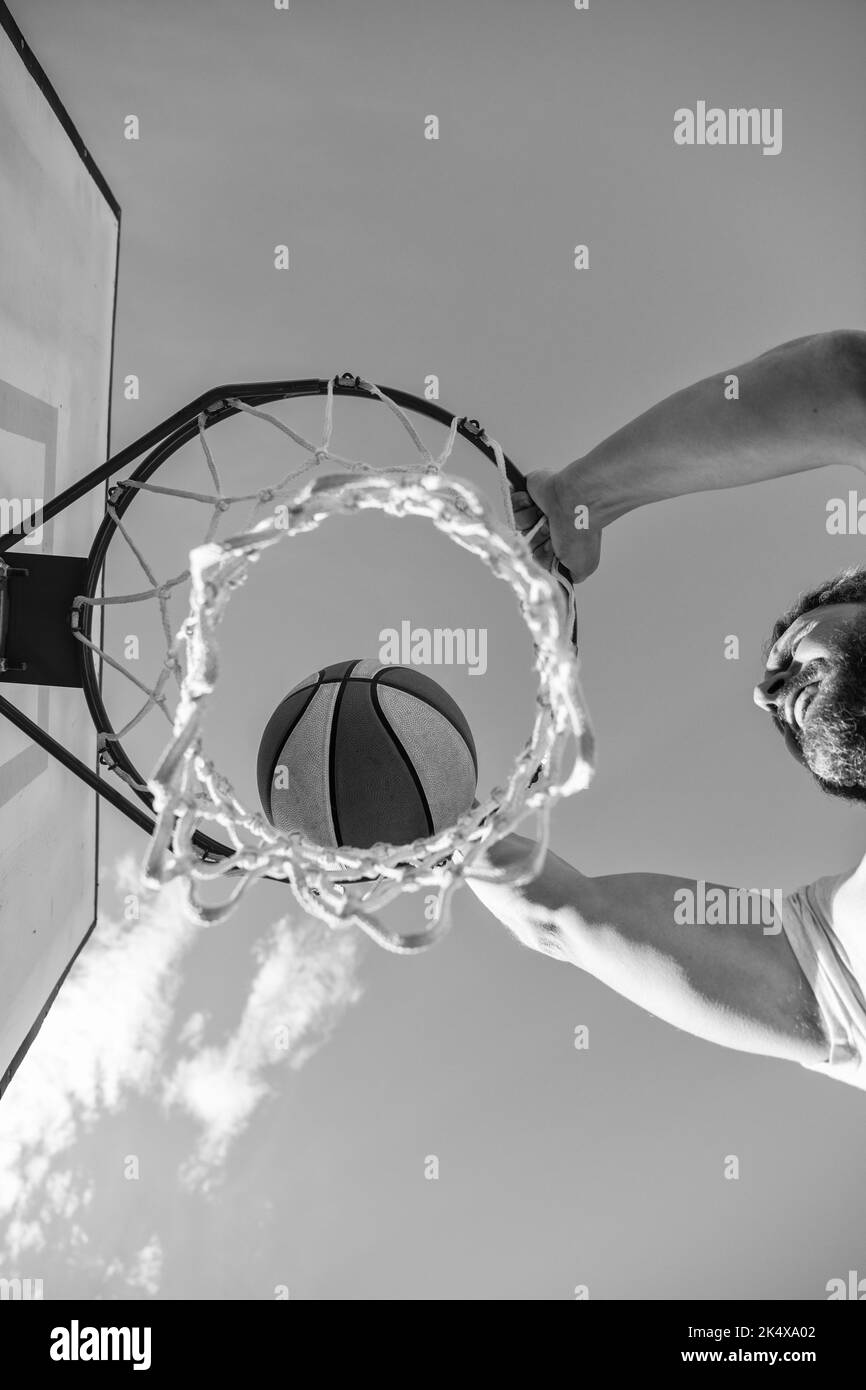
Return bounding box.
[780,622,866,803]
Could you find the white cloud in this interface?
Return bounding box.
[164,917,363,1187]
[127,1236,164,1296]
[0,856,364,1278]
[0,860,195,1253]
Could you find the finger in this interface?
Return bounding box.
[528,538,555,571]
[526,519,551,552]
[523,468,554,511]
[510,489,537,511]
[515,517,543,543]
[511,496,543,526]
[515,506,547,538]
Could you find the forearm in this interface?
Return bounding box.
[565,330,866,525]
[465,833,599,959]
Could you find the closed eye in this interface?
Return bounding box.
[768,619,819,672]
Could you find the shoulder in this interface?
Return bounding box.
[827,870,866,936]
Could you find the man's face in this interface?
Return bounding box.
[754,601,866,799]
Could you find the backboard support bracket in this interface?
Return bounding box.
[0,554,89,687]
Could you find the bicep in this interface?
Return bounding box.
[561,870,827,1063]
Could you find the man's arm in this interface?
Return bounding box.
[524,330,866,580]
[467,834,829,1066]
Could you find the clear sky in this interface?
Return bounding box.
[1,0,865,1299]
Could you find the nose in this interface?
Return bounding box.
[753,671,788,714]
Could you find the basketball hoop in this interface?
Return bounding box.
[140,379,595,950]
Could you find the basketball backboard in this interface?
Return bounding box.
[0,2,118,1095]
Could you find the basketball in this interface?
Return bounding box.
[257,658,478,849]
